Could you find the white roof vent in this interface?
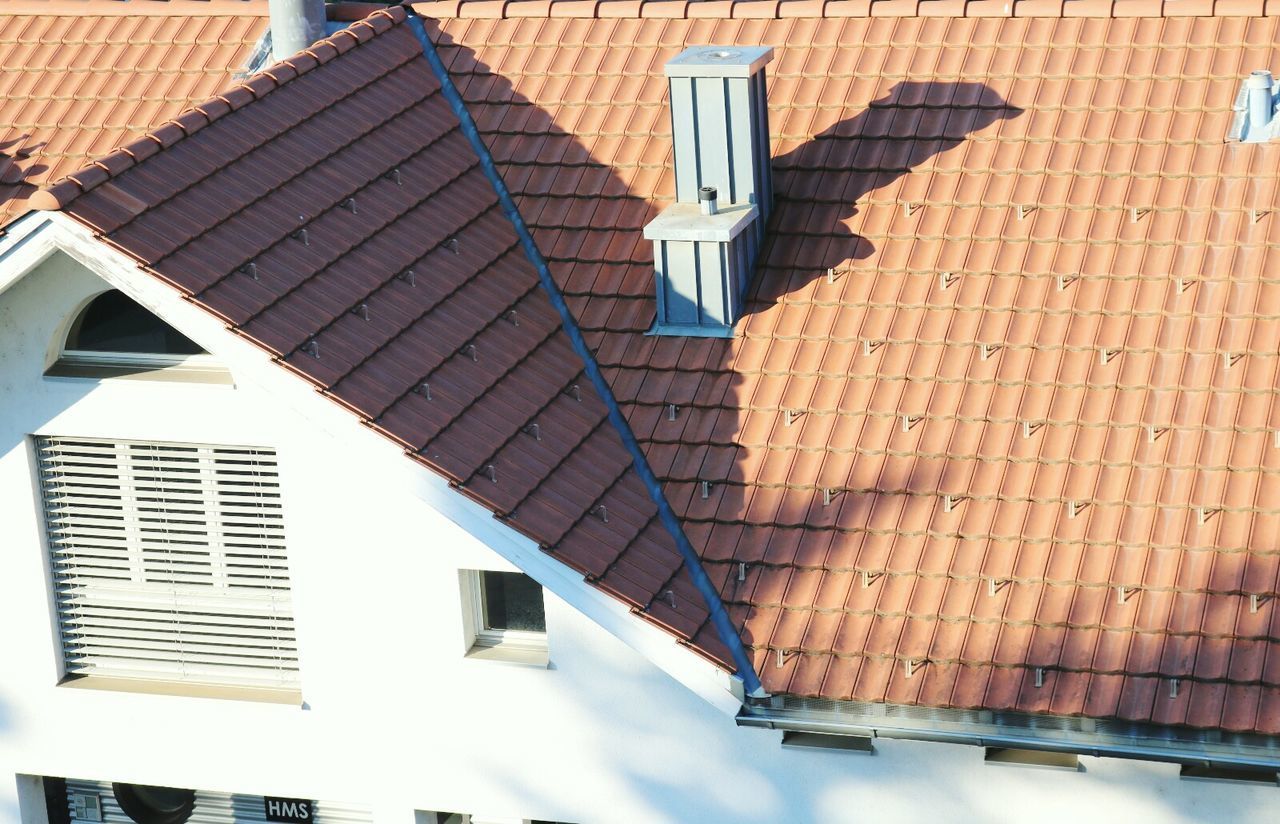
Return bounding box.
[1231,69,1279,143]
[645,44,774,337]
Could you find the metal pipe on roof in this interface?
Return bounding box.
[698,186,719,216]
[268,0,326,63]
[1248,70,1275,134]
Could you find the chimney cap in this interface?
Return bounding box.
[665,45,774,79]
[1249,70,1275,89]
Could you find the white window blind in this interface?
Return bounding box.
[38,436,299,689]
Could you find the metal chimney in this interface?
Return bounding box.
[666,45,775,233]
[269,0,326,63]
[645,45,775,337]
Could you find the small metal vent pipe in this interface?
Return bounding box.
[1248,70,1275,132]
[269,0,326,63]
[699,186,719,216]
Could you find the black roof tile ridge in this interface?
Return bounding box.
[29,6,407,212]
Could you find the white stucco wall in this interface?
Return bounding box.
[0,219,1275,824]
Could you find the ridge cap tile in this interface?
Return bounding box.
[196,98,234,122]
[304,41,343,63]
[263,62,301,85]
[173,109,211,135]
[150,122,187,148]
[219,86,257,110]
[242,73,279,99]
[93,150,136,178]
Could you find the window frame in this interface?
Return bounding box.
[46,290,231,384]
[459,570,548,666]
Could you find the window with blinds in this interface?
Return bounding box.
[37,436,300,690]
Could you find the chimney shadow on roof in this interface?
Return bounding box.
[747,81,1022,314]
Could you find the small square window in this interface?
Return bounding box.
[480,571,546,634]
[462,570,547,664]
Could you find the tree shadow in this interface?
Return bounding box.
[759,81,1022,278]
[0,135,49,187]
[425,18,1035,718]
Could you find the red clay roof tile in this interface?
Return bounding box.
[0,5,267,223]
[420,7,1280,736]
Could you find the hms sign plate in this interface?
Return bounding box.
[265,797,314,822]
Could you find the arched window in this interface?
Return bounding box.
[66,290,205,356]
[49,290,227,382]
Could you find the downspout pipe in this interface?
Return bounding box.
[406,13,767,699]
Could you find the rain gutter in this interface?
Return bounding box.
[405,12,767,699]
[739,700,1280,771]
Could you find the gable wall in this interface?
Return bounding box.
[0,236,1272,823]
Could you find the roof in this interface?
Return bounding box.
[417,5,1280,735]
[0,0,269,227]
[32,7,735,670]
[30,0,1280,737]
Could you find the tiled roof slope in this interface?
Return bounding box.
[36,8,735,669]
[0,1,268,227]
[417,0,1280,18]
[426,9,1280,734]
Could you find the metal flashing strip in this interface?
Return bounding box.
[404,12,766,698]
[739,697,1280,772]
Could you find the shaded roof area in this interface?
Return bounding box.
[35,7,734,669]
[422,6,1280,734]
[0,0,269,227]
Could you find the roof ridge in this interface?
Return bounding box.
[410,0,1280,18]
[29,5,409,212]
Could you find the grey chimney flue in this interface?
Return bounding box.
[699,186,719,216]
[269,0,326,63]
[644,45,775,338]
